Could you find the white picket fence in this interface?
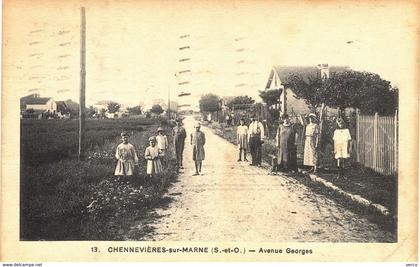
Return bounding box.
[356,111,398,176]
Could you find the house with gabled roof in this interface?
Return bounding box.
[20,94,58,119]
[20,94,57,112]
[264,64,350,116]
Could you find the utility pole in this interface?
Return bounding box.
[167,86,171,120]
[78,7,86,161]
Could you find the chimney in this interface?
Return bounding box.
[317,63,330,79]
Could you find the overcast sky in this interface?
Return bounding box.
[4,0,418,108]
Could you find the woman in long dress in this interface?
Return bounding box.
[303,113,320,173]
[276,114,297,172]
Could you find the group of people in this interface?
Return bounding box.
[114,118,207,180]
[114,112,352,181]
[236,113,352,178]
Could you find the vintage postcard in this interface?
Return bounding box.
[1,0,418,263]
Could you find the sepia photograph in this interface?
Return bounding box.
[1,0,418,263]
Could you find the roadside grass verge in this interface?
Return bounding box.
[20,118,177,240]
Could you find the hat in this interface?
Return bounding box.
[307,113,318,122]
[337,117,345,124]
[194,122,201,128]
[148,136,156,142]
[121,131,129,137]
[157,127,164,132]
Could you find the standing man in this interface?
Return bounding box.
[191,122,206,176]
[173,118,187,169]
[248,114,265,167]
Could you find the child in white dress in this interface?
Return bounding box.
[115,132,139,177]
[156,127,168,157]
[144,136,163,179]
[333,118,352,178]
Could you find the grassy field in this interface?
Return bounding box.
[20,117,177,240]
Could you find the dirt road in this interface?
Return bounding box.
[137,116,394,242]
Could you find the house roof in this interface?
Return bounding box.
[56,101,69,113]
[20,94,52,108]
[266,65,350,88]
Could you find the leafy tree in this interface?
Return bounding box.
[285,70,398,115]
[323,71,398,115]
[199,94,220,112]
[226,95,255,110]
[127,105,142,115]
[150,104,164,115]
[258,89,281,107]
[107,101,121,113]
[286,74,325,110]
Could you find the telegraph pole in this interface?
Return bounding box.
[78,7,86,161]
[168,86,171,120]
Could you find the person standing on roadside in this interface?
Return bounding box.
[114,131,139,177]
[303,113,320,173]
[236,118,249,162]
[248,114,265,167]
[333,118,352,179]
[191,122,206,176]
[173,118,187,169]
[275,114,298,172]
[156,127,168,157]
[144,136,163,179]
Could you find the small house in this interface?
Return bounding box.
[20,94,57,119]
[264,64,350,116]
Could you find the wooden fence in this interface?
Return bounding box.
[356,111,398,176]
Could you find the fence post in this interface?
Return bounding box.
[373,112,378,172]
[394,109,398,175]
[356,109,360,163]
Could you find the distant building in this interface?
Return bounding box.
[20,94,57,112]
[264,64,350,116]
[93,100,112,112]
[20,94,57,119]
[56,101,71,118]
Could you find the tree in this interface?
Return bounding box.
[107,101,121,113]
[127,105,142,115]
[199,94,220,112]
[226,95,255,110]
[286,74,325,110]
[285,70,398,115]
[150,104,164,115]
[258,89,281,107]
[85,105,96,118]
[323,71,398,115]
